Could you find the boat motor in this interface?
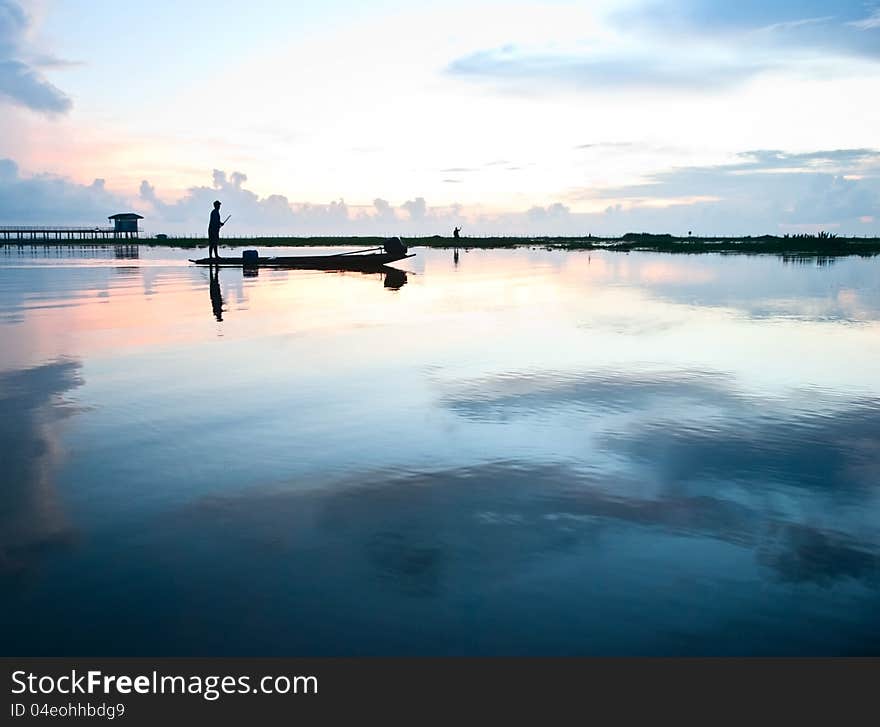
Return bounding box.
[384,237,407,255]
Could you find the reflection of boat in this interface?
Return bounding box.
[382,266,407,290]
[189,239,414,271]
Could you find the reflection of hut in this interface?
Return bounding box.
[108,213,143,239]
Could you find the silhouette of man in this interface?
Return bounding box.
[453,226,461,239]
[209,265,223,321]
[208,200,225,259]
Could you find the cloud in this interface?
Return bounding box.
[0,1,72,113]
[401,197,427,221]
[448,45,771,92]
[613,0,880,58]
[140,170,374,234]
[27,53,83,70]
[613,0,868,32]
[526,202,571,222]
[849,9,880,30]
[733,148,880,170]
[3,151,878,236]
[448,1,880,96]
[372,197,396,222]
[0,158,129,224]
[575,142,636,151]
[579,148,880,231]
[135,172,587,235]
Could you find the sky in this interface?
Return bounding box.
[0,0,879,235]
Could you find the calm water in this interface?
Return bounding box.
[1,245,879,655]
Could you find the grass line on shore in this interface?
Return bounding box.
[4,233,880,256]
[155,233,880,256]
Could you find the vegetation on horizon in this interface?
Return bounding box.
[4,231,879,256]
[129,231,880,256]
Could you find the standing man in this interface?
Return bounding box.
[208,200,225,260]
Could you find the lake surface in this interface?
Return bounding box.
[1,244,878,655]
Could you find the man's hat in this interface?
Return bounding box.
[213,200,221,207]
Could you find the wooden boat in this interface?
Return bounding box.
[190,251,413,270]
[190,240,414,271]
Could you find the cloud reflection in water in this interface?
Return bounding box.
[0,359,81,581]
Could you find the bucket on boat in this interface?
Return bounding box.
[242,249,259,264]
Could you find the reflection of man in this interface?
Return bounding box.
[209,266,223,321]
[208,200,224,259]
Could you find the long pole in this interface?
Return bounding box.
[332,246,383,256]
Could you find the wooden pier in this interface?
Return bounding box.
[0,213,144,244]
[0,225,141,242]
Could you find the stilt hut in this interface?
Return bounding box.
[108,213,143,239]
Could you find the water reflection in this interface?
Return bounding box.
[382,266,407,290]
[209,265,223,321]
[1,247,879,655]
[114,246,139,260]
[434,368,880,584]
[757,524,879,587]
[439,369,880,493]
[782,254,836,267]
[200,262,406,322]
[0,244,138,262]
[28,458,868,655]
[0,359,80,583]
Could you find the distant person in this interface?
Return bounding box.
[208,200,225,259]
[453,226,461,239]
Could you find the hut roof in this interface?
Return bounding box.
[108,213,144,220]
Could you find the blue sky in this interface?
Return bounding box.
[0,0,878,234]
